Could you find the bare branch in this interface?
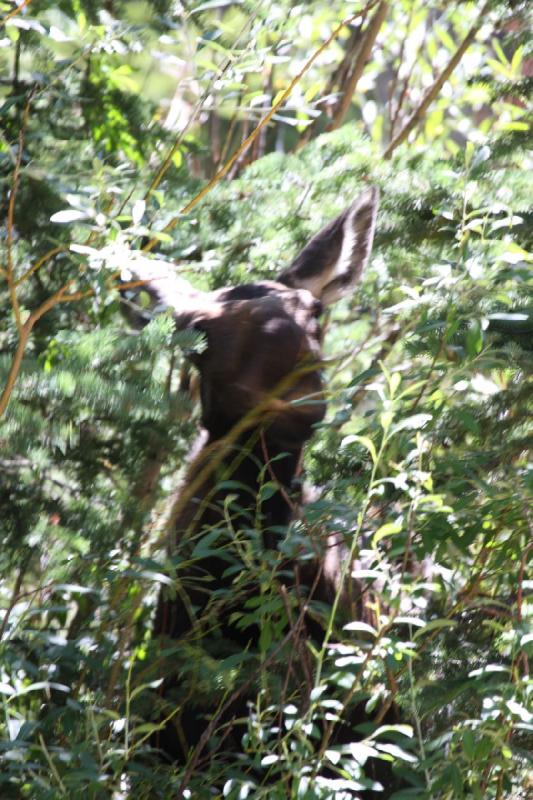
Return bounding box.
[383,2,491,159]
[328,1,389,132]
[0,280,88,418]
[387,1,417,136]
[14,245,68,288]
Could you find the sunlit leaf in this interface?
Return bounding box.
[413,619,456,640]
[50,209,89,223]
[344,621,378,637]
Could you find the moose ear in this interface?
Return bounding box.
[277,186,379,305]
[121,255,220,328]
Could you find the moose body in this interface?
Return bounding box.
[129,188,392,790]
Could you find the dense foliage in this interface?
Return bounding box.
[1,1,531,798]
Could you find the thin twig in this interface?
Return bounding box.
[14,244,68,287]
[5,92,33,332]
[515,537,532,677]
[0,0,32,29]
[387,1,417,136]
[38,734,67,795]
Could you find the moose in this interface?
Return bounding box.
[128,187,400,795]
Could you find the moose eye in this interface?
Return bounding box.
[312,299,324,318]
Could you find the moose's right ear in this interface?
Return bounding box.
[121,255,220,329]
[277,187,379,306]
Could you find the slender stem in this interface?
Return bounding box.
[312,420,389,693]
[0,561,27,641]
[407,625,432,793]
[38,734,67,795]
[388,1,418,137]
[0,280,85,418]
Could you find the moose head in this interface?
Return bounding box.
[131,187,378,454]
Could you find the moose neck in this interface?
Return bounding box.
[180,421,304,549]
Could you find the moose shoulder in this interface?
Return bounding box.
[126,188,390,791]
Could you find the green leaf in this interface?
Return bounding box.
[310,685,328,702]
[435,25,455,53]
[468,664,510,677]
[492,37,509,66]
[465,320,483,356]
[261,754,280,766]
[506,700,531,723]
[259,482,279,502]
[413,619,456,640]
[394,616,426,628]
[462,729,475,759]
[373,521,402,545]
[391,413,432,434]
[130,678,164,701]
[50,209,89,223]
[13,681,70,698]
[325,748,342,765]
[348,742,378,763]
[344,621,378,637]
[370,724,413,739]
[375,742,418,763]
[341,434,378,464]
[511,45,524,74]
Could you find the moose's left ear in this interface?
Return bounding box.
[277,186,379,305]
